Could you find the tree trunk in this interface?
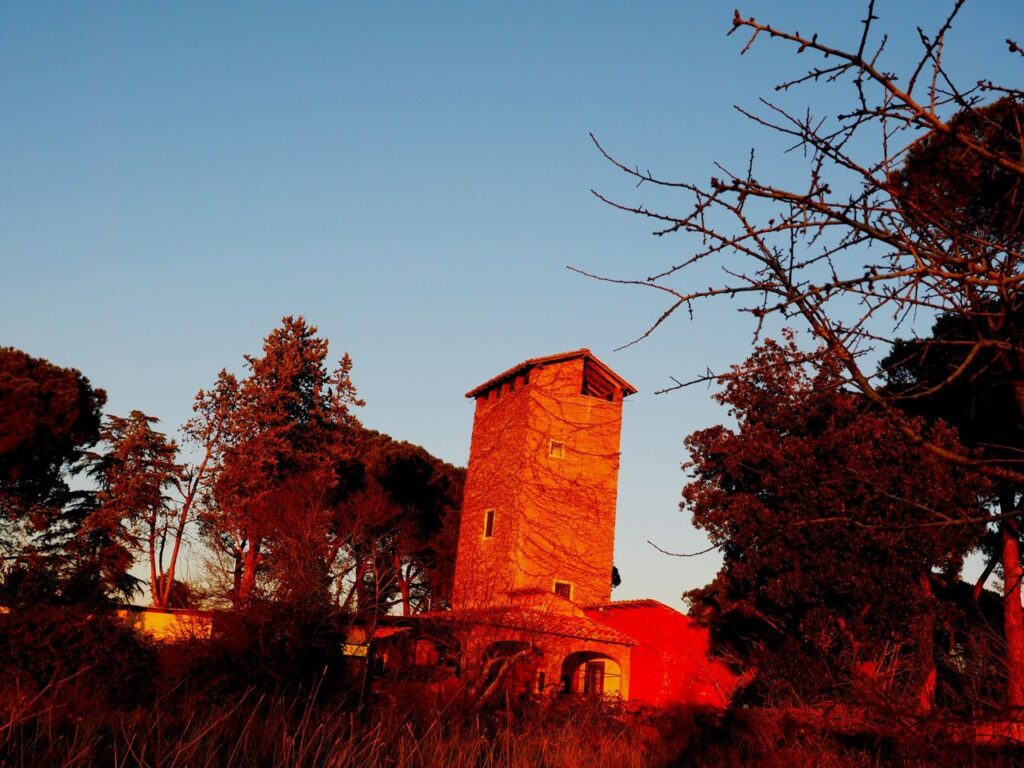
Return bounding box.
[340,559,365,612]
[147,519,160,607]
[916,574,936,712]
[395,554,411,617]
[237,541,260,604]
[355,559,370,613]
[158,450,211,607]
[1000,490,1024,711]
[973,550,998,603]
[469,649,531,712]
[232,547,244,604]
[999,379,1024,711]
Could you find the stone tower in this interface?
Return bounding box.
[451,349,636,610]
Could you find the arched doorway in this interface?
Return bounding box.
[480,640,543,699]
[560,651,623,698]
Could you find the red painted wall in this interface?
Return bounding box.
[584,601,737,708]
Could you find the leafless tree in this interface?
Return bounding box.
[580,1,1024,709]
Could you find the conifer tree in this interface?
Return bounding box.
[191,317,363,605]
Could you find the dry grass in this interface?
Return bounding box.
[0,608,681,767]
[0,685,666,768]
[7,685,1024,767]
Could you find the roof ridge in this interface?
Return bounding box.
[583,598,683,613]
[416,606,638,645]
[465,348,636,399]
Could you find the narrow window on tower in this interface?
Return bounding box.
[553,581,572,600]
[549,439,566,459]
[483,508,495,538]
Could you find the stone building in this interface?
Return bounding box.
[117,348,736,707]
[441,349,735,706]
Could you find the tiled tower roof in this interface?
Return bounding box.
[465,348,637,399]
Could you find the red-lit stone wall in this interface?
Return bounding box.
[584,602,738,708]
[451,374,531,609]
[519,358,622,607]
[452,356,625,610]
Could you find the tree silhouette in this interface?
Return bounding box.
[192,317,364,606]
[88,411,186,607]
[0,347,122,604]
[685,336,985,709]
[0,347,105,544]
[884,310,1024,706]
[336,431,464,617]
[583,2,1024,712]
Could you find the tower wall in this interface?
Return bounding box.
[452,355,626,610]
[519,359,621,606]
[451,374,531,609]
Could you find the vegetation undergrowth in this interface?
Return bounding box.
[0,682,671,768]
[5,683,1024,767]
[2,607,1024,767]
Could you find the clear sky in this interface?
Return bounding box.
[3,2,1022,607]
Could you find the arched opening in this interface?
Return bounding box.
[480,640,543,700]
[560,651,623,698]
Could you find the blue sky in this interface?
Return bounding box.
[3,2,1022,606]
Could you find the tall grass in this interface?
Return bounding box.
[4,608,1024,767]
[0,684,666,768]
[7,685,1024,767]
[0,607,680,767]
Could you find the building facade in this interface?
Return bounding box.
[452,349,634,610]
[444,349,736,706]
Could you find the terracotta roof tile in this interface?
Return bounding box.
[421,607,637,646]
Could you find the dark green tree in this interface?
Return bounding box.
[0,347,119,604]
[0,347,105,542]
[884,309,1024,707]
[346,431,464,616]
[685,336,985,708]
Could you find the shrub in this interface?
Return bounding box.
[0,605,156,709]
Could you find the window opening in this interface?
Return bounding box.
[549,440,566,459]
[583,662,605,696]
[483,509,495,538]
[582,360,617,402]
[554,581,572,600]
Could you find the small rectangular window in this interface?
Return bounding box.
[549,440,565,459]
[554,581,572,600]
[584,662,605,696]
[537,671,546,692]
[483,509,495,538]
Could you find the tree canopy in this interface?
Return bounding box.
[88,411,182,606]
[685,337,985,705]
[0,347,131,604]
[190,316,365,605]
[0,347,105,534]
